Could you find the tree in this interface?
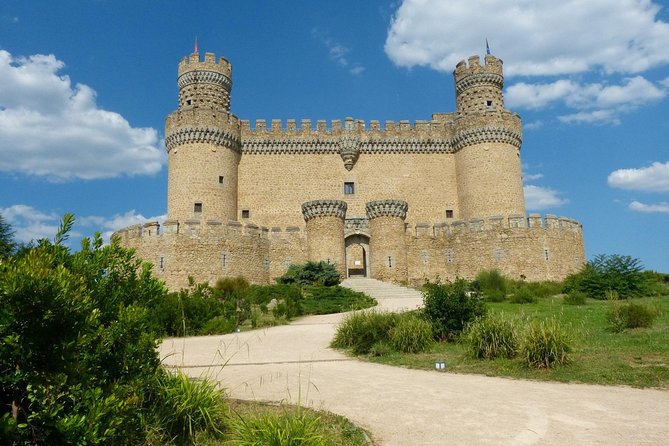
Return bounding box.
[564,254,649,299]
[0,213,16,259]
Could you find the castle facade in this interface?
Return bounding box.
[114,51,585,289]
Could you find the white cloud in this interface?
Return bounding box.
[385,0,669,76]
[608,161,669,192]
[312,28,365,76]
[559,110,620,126]
[0,50,165,181]
[524,185,569,210]
[629,201,669,213]
[1,204,164,246]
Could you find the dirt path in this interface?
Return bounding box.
[160,282,669,445]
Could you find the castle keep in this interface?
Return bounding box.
[114,50,585,290]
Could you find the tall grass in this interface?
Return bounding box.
[390,316,433,353]
[519,317,572,368]
[228,408,329,446]
[331,310,399,355]
[464,314,518,359]
[607,300,659,332]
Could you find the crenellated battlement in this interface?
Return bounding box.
[406,214,582,238]
[454,55,503,85]
[178,52,232,79]
[366,200,409,219]
[302,200,347,221]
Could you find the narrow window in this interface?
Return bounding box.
[159,256,164,269]
[446,209,454,219]
[344,182,355,195]
[241,209,250,219]
[544,249,550,261]
[387,256,393,268]
[194,202,203,213]
[218,175,224,185]
[222,252,228,267]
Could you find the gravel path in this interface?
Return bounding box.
[159,280,669,445]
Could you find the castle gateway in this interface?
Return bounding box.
[115,50,585,290]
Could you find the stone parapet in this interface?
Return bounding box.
[366,200,409,220]
[301,200,347,221]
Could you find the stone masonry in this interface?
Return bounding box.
[114,50,585,290]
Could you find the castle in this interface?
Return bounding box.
[114,50,585,290]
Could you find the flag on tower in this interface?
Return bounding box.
[194,36,199,54]
[486,38,491,55]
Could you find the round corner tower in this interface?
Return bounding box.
[452,54,525,221]
[302,200,348,279]
[366,200,408,283]
[165,51,242,223]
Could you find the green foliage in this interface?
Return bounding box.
[422,279,486,340]
[508,287,537,304]
[484,289,506,302]
[563,290,587,305]
[331,310,400,355]
[229,408,328,446]
[0,214,169,444]
[511,280,562,299]
[519,317,572,368]
[564,254,650,300]
[607,301,659,332]
[0,213,16,259]
[153,371,227,442]
[277,261,341,287]
[390,316,433,353]
[464,314,518,359]
[474,269,508,297]
[302,286,376,315]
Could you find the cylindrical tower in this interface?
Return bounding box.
[302,200,347,278]
[453,55,525,221]
[366,200,408,283]
[165,52,241,223]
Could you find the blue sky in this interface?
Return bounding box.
[1,0,668,272]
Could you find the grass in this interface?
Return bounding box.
[361,296,669,388]
[194,400,374,446]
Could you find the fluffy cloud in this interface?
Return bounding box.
[385,0,669,76]
[312,29,365,76]
[0,50,164,181]
[608,161,669,192]
[524,185,569,210]
[1,204,164,245]
[629,201,669,213]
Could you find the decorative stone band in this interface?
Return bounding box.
[452,127,522,151]
[301,200,347,221]
[365,199,409,220]
[455,72,503,95]
[165,127,242,153]
[178,70,232,92]
[242,138,453,154]
[344,217,370,236]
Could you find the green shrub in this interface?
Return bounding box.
[390,316,433,353]
[509,287,537,304]
[475,269,508,295]
[229,408,327,446]
[331,310,399,355]
[302,286,376,315]
[512,281,562,298]
[563,291,587,305]
[607,301,658,332]
[201,315,238,335]
[484,289,507,302]
[152,285,227,336]
[564,254,650,300]
[153,371,227,441]
[276,261,341,287]
[519,317,572,368]
[422,279,486,340]
[464,315,518,359]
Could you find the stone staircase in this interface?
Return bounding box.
[340,277,424,312]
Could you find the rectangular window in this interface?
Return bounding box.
[446,209,454,219]
[194,202,203,213]
[241,209,250,219]
[344,182,355,195]
[218,175,224,185]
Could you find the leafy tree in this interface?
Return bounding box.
[0,213,16,259]
[0,214,169,444]
[422,279,486,340]
[276,261,341,287]
[564,254,650,300]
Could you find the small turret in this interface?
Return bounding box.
[454,54,504,114]
[177,52,233,111]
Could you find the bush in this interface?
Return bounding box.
[563,291,587,305]
[331,310,399,355]
[607,301,658,332]
[422,279,486,340]
[201,315,238,335]
[302,286,376,315]
[475,269,508,296]
[508,287,537,304]
[390,316,433,353]
[519,317,572,368]
[152,283,227,336]
[277,261,341,287]
[511,280,562,299]
[484,289,507,302]
[464,315,518,359]
[564,254,650,300]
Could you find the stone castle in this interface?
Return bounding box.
[114,50,585,290]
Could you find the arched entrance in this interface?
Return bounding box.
[345,234,370,278]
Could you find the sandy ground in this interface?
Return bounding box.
[159,288,669,446]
